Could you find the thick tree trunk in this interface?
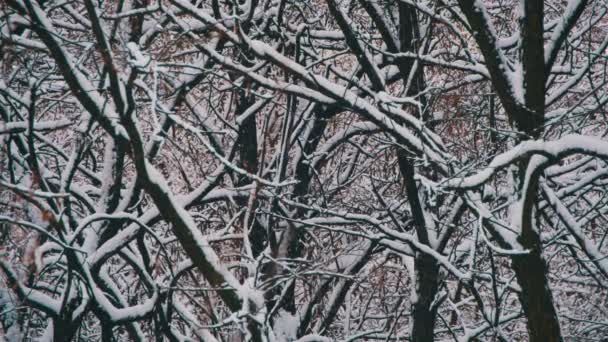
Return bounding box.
[457,0,563,337]
[399,155,439,342]
[512,246,562,342]
[411,254,439,342]
[484,204,563,342]
[512,165,562,342]
[395,4,439,341]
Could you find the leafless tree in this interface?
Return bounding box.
[1,0,608,341]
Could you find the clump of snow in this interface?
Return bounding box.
[273,310,299,341]
[127,42,151,69]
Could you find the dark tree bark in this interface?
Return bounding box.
[457,1,564,340]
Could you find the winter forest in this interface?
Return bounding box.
[1,0,608,341]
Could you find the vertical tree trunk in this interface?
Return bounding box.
[456,0,564,339]
[411,254,439,342]
[511,0,562,336]
[396,4,439,341]
[511,163,562,342]
[511,246,562,342]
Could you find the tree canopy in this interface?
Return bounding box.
[1,0,608,341]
